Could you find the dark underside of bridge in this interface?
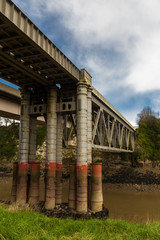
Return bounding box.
[0,13,78,89]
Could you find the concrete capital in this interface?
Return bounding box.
[80,69,92,86]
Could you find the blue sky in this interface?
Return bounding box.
[1,0,160,126]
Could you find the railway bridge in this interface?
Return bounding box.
[0,0,135,213]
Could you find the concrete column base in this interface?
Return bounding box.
[16,162,28,205]
[91,162,103,212]
[76,164,88,213]
[45,162,56,210]
[28,162,40,205]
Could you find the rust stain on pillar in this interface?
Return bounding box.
[68,163,76,209]
[28,162,40,205]
[11,162,18,202]
[16,162,28,205]
[91,162,103,212]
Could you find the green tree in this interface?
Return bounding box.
[135,107,160,161]
[137,106,156,124]
[0,121,19,161]
[0,118,46,161]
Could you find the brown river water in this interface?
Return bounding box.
[1,180,160,223]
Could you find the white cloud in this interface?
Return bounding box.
[31,0,160,94]
[126,31,160,92]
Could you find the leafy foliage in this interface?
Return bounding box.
[0,117,46,161]
[0,121,19,161]
[135,107,160,161]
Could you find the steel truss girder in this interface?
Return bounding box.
[62,95,135,153]
[91,96,134,152]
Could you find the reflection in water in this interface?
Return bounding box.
[1,181,160,223]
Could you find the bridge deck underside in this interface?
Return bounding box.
[0,4,79,88]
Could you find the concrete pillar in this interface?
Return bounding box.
[16,89,30,205]
[87,85,92,209]
[28,115,40,205]
[45,86,57,210]
[76,70,90,213]
[55,113,63,205]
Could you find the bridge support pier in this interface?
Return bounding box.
[16,89,30,205]
[76,81,88,213]
[87,84,93,210]
[76,69,92,213]
[45,86,57,210]
[28,115,40,205]
[55,113,63,205]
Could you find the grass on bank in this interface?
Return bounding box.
[0,204,160,240]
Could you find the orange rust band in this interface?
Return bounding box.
[16,162,28,205]
[45,162,56,210]
[92,162,102,177]
[56,163,62,171]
